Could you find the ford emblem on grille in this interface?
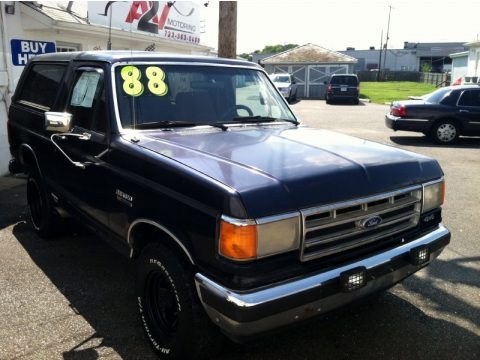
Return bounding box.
[360,215,383,230]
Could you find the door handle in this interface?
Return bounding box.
[459,109,469,113]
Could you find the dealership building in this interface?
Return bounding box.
[0,1,212,175]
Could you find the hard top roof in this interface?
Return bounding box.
[448,84,480,90]
[30,51,261,68]
[330,73,358,77]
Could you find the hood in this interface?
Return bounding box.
[137,125,442,218]
[273,81,291,88]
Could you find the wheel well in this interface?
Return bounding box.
[129,221,195,267]
[20,145,41,176]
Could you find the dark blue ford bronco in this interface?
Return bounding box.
[8,52,450,359]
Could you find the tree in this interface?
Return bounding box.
[239,53,252,61]
[252,44,299,55]
[421,62,432,73]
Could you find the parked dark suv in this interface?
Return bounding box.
[325,74,360,104]
[8,52,450,359]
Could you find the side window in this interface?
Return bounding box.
[68,69,106,133]
[18,64,66,109]
[458,90,480,107]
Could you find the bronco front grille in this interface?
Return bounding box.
[300,186,422,262]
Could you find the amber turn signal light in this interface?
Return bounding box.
[440,180,445,205]
[219,220,257,260]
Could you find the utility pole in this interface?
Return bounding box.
[377,29,383,81]
[218,1,237,58]
[382,5,392,71]
[107,6,113,50]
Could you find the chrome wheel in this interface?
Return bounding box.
[435,122,458,143]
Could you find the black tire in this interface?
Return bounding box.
[430,120,459,144]
[26,174,60,239]
[136,243,223,359]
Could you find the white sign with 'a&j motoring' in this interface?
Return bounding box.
[88,1,201,45]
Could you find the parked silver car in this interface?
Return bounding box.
[270,73,298,102]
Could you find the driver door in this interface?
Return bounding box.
[56,66,112,228]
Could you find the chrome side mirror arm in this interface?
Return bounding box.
[50,132,92,170]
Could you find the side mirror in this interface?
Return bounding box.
[45,112,72,132]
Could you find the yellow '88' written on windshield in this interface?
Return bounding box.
[120,65,168,97]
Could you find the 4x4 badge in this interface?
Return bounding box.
[360,215,383,230]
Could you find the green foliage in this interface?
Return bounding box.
[421,62,433,73]
[359,82,437,104]
[242,44,298,61]
[239,53,252,61]
[254,44,299,54]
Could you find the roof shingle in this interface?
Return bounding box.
[261,44,357,64]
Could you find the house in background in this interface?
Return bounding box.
[450,39,480,85]
[261,44,357,99]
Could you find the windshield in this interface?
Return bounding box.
[271,75,290,83]
[114,64,296,129]
[425,87,451,104]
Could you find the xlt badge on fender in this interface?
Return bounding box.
[116,189,133,207]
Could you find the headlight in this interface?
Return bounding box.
[422,179,445,213]
[219,213,300,261]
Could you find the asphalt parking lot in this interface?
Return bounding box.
[0,100,479,360]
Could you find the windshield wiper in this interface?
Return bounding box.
[132,121,228,131]
[231,116,299,126]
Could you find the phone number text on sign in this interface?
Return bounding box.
[164,30,200,44]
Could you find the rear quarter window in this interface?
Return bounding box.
[17,63,66,109]
[458,90,480,107]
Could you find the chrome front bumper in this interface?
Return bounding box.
[195,225,450,340]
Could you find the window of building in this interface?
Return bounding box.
[56,42,80,53]
[57,46,78,53]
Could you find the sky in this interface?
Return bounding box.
[200,0,480,53]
